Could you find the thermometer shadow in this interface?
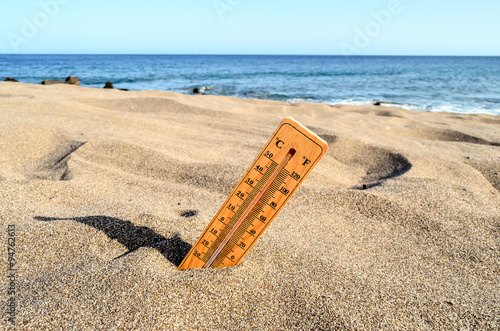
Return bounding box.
[34,216,192,267]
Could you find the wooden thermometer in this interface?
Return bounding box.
[178,117,328,270]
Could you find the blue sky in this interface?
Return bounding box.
[0,0,499,55]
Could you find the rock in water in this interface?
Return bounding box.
[193,88,200,94]
[65,76,80,86]
[4,77,19,82]
[103,82,114,89]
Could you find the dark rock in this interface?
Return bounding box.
[180,210,198,218]
[374,100,404,107]
[4,77,19,82]
[65,76,80,86]
[41,79,65,85]
[103,82,114,89]
[193,88,200,94]
[119,88,129,91]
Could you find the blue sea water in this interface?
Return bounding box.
[0,54,499,115]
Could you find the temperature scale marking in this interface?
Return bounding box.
[178,117,328,270]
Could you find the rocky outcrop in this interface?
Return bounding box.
[65,76,80,86]
[103,82,128,91]
[40,76,79,86]
[41,79,65,85]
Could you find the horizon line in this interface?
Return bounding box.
[1,53,499,57]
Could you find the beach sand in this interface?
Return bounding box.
[0,82,499,329]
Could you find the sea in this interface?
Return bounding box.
[1,54,499,115]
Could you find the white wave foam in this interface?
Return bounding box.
[317,98,500,116]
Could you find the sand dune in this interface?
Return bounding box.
[0,82,499,329]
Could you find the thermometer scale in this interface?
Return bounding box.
[178,118,328,270]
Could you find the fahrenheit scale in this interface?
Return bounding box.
[178,118,328,270]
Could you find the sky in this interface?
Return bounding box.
[0,0,499,55]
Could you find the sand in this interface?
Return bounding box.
[0,82,499,330]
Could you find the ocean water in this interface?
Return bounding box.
[1,54,499,115]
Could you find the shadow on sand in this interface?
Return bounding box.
[34,215,192,267]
